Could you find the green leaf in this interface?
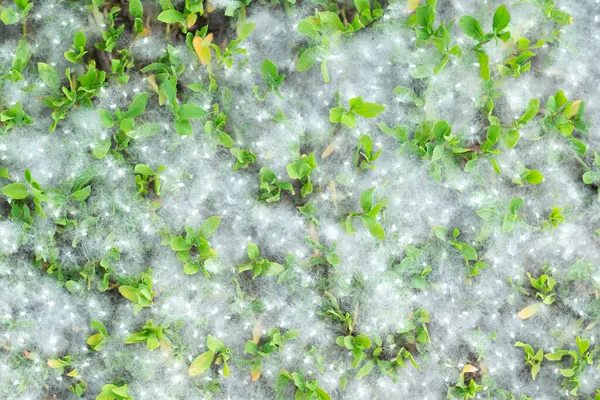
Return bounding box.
[524,169,543,185]
[355,360,374,379]
[126,93,149,119]
[352,102,385,118]
[297,47,319,72]
[118,286,139,303]
[367,222,385,240]
[134,164,155,176]
[326,252,341,266]
[72,186,91,201]
[459,15,485,41]
[2,183,29,199]
[1,9,19,25]
[97,109,115,128]
[519,98,539,124]
[360,187,375,212]
[189,350,215,376]
[171,236,192,251]
[129,0,143,17]
[38,63,59,92]
[92,138,111,159]
[505,130,520,149]
[341,112,356,128]
[329,107,345,123]
[354,0,370,15]
[157,9,184,24]
[206,334,225,352]
[247,242,259,260]
[178,104,209,120]
[492,5,510,33]
[199,216,220,238]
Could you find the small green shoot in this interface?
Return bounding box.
[238,242,284,279]
[189,335,232,376]
[329,97,385,128]
[286,152,317,197]
[345,187,386,240]
[253,59,285,101]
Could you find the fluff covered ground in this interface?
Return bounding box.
[1,0,600,399]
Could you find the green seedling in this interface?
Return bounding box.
[396,245,432,290]
[47,355,73,374]
[542,90,587,154]
[244,328,298,381]
[189,335,232,376]
[393,85,424,107]
[87,319,108,351]
[276,370,331,400]
[96,92,149,155]
[297,201,320,226]
[352,0,384,28]
[164,216,220,276]
[583,151,600,187]
[141,44,185,106]
[434,226,487,276]
[544,336,599,396]
[503,197,524,233]
[514,0,572,25]
[329,97,385,128]
[513,166,544,186]
[497,38,544,78]
[208,22,256,69]
[337,334,372,369]
[398,308,430,351]
[515,342,544,379]
[286,152,317,197]
[460,5,511,81]
[238,242,284,279]
[319,291,355,335]
[69,377,88,398]
[118,268,155,313]
[230,147,256,171]
[541,206,565,230]
[253,59,285,101]
[2,168,51,218]
[355,134,381,170]
[258,167,295,202]
[527,271,556,304]
[129,0,144,34]
[40,61,107,132]
[296,6,380,81]
[96,384,132,400]
[157,0,204,34]
[2,39,30,82]
[447,365,484,399]
[125,320,170,351]
[109,49,135,84]
[1,101,34,132]
[204,104,233,148]
[305,237,341,267]
[162,78,209,136]
[408,1,462,74]
[64,31,87,64]
[345,187,386,240]
[134,164,165,197]
[96,7,124,53]
[1,0,33,26]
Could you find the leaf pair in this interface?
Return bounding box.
[345,187,386,240]
[329,97,386,128]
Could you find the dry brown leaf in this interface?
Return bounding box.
[518,303,541,319]
[193,34,213,65]
[321,141,337,159]
[407,0,420,13]
[462,364,478,373]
